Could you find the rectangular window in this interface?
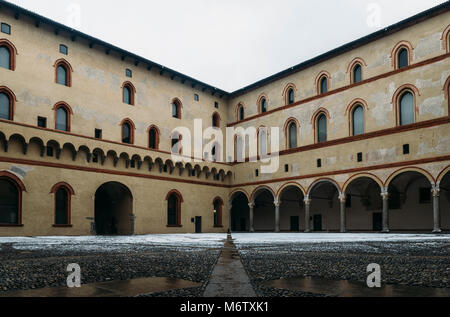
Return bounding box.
[191,170,196,177]
[1,23,11,35]
[357,152,363,162]
[95,129,102,139]
[285,164,289,172]
[130,160,136,168]
[92,153,99,163]
[37,117,47,128]
[255,169,259,177]
[163,165,168,173]
[59,44,68,55]
[419,188,431,204]
[126,69,132,78]
[194,94,199,101]
[317,159,322,168]
[403,144,410,155]
[214,102,219,109]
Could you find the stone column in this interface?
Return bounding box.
[304,196,311,233]
[432,185,441,233]
[274,200,280,233]
[339,193,346,233]
[248,202,255,232]
[381,188,390,233]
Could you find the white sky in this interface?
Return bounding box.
[6,0,448,92]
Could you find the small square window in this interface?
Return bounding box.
[317,159,322,168]
[37,116,47,128]
[95,129,102,139]
[46,146,54,157]
[214,102,219,109]
[403,144,410,155]
[1,23,11,35]
[126,69,132,78]
[357,152,363,162]
[194,94,199,101]
[419,188,431,204]
[59,44,68,55]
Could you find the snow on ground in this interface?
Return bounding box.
[231,233,450,246]
[0,234,228,252]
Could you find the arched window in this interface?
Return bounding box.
[122,82,135,105]
[0,46,11,70]
[123,86,131,104]
[0,40,16,71]
[353,64,362,83]
[237,104,245,121]
[121,119,135,144]
[320,76,328,94]
[287,89,295,105]
[212,112,220,128]
[235,135,244,162]
[57,65,67,86]
[0,92,11,120]
[259,128,267,157]
[317,114,327,143]
[148,126,160,150]
[51,183,74,226]
[171,132,182,154]
[288,121,297,149]
[399,91,414,125]
[352,105,364,136]
[54,59,72,87]
[397,48,409,69]
[0,172,25,225]
[166,190,183,227]
[172,99,182,119]
[213,198,223,227]
[260,98,267,113]
[56,107,68,131]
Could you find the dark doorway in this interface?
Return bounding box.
[231,192,250,232]
[373,213,382,231]
[290,216,299,232]
[240,218,247,231]
[313,215,322,231]
[195,216,202,233]
[94,182,133,235]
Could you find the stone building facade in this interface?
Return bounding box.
[0,1,449,236]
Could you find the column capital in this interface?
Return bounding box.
[274,200,280,207]
[304,198,311,205]
[380,188,389,201]
[338,193,346,203]
[431,185,440,197]
[248,202,255,208]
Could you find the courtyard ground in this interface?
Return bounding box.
[0,233,449,297]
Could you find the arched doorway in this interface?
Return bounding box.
[252,188,275,232]
[279,185,305,232]
[94,182,133,235]
[345,177,383,232]
[230,192,249,232]
[440,171,450,231]
[387,171,433,231]
[308,180,340,232]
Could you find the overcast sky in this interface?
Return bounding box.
[7,0,448,92]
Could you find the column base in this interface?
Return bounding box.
[432,229,442,234]
[304,229,311,233]
[382,229,390,233]
[340,230,346,233]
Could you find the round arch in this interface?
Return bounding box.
[384,167,435,187]
[229,188,250,201]
[307,177,342,196]
[94,181,133,235]
[342,173,383,193]
[276,182,306,201]
[251,185,276,202]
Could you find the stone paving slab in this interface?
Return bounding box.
[203,236,256,297]
[0,277,201,297]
